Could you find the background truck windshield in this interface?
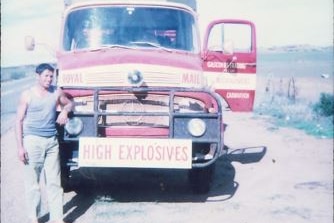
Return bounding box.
[63,6,198,52]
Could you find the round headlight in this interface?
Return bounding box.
[65,117,83,136]
[187,118,206,137]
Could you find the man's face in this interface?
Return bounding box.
[38,69,54,89]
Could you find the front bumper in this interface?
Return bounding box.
[59,86,224,168]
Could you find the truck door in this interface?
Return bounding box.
[202,20,256,112]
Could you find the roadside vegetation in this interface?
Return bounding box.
[255,76,334,138]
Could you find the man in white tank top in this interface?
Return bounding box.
[16,63,73,223]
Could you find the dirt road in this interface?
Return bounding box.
[1,112,333,223]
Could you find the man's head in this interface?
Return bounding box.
[35,63,55,89]
[35,63,54,75]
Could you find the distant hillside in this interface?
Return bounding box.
[1,64,36,82]
[1,63,56,82]
[259,45,333,53]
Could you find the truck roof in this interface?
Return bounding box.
[64,0,197,11]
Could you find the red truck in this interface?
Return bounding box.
[26,0,256,193]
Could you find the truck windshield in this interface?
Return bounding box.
[63,6,198,52]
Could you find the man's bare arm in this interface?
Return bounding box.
[56,89,74,125]
[15,91,29,164]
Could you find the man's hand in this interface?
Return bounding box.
[56,110,69,125]
[18,147,29,165]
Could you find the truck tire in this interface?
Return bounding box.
[58,140,76,192]
[61,165,72,192]
[188,164,215,194]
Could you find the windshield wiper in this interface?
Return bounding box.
[130,41,173,52]
[73,44,135,52]
[101,44,135,49]
[91,44,135,51]
[73,43,173,52]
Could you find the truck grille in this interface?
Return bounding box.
[99,94,170,127]
[73,92,207,128]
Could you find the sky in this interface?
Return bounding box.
[1,0,333,67]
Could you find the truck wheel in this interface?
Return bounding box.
[61,166,72,192]
[58,141,76,192]
[188,164,215,194]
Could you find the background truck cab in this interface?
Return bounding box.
[27,0,256,193]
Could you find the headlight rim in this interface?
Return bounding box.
[187,118,207,137]
[64,117,84,136]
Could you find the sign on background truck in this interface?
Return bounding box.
[26,0,256,193]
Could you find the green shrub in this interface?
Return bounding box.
[313,93,334,117]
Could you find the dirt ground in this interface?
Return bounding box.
[1,110,333,223]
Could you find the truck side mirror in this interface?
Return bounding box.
[25,35,35,51]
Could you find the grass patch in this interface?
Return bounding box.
[255,91,333,139]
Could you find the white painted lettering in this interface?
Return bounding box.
[226,92,250,99]
[182,73,201,85]
[62,73,83,84]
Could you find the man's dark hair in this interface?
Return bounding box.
[35,63,54,74]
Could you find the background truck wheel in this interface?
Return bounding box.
[188,164,215,194]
